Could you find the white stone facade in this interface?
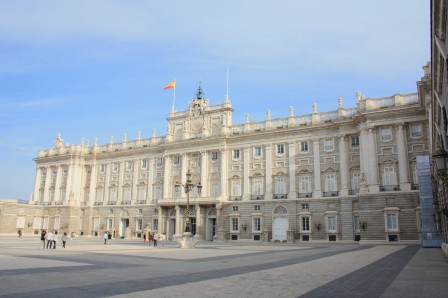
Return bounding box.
[0,76,430,243]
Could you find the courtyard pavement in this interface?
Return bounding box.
[0,236,447,298]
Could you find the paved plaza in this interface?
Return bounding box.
[0,237,447,298]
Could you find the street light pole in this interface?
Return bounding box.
[175,169,202,235]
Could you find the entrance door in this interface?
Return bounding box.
[208,218,216,241]
[190,217,196,235]
[120,219,129,238]
[169,219,176,240]
[272,217,288,241]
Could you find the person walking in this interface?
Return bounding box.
[148,232,154,247]
[52,231,58,249]
[160,233,166,247]
[107,232,112,245]
[153,232,158,247]
[143,233,146,244]
[103,232,108,245]
[17,229,22,237]
[40,230,47,249]
[62,232,68,248]
[46,231,53,249]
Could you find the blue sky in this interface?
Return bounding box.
[0,0,429,200]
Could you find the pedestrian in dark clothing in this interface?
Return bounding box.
[40,230,47,249]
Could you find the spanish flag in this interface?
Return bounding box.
[164,80,175,90]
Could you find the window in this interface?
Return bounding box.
[351,136,360,147]
[33,218,42,230]
[53,217,60,230]
[109,187,117,201]
[410,123,423,138]
[232,206,238,212]
[381,127,392,141]
[252,178,263,195]
[211,152,219,161]
[138,209,143,214]
[302,217,310,231]
[16,216,25,229]
[141,159,147,169]
[353,216,360,232]
[153,219,158,231]
[300,141,309,152]
[211,181,220,196]
[99,164,106,173]
[43,217,49,229]
[126,161,133,171]
[352,172,360,190]
[324,174,337,192]
[302,203,309,210]
[276,144,285,155]
[233,149,240,159]
[326,216,337,232]
[112,162,119,172]
[109,209,114,214]
[254,205,260,211]
[231,218,239,232]
[324,139,334,151]
[253,146,262,157]
[154,185,162,200]
[386,213,398,231]
[107,218,113,230]
[253,217,261,232]
[138,185,147,201]
[173,156,180,165]
[93,218,100,230]
[383,166,397,186]
[123,186,131,201]
[136,219,143,231]
[231,180,241,196]
[96,188,104,202]
[274,177,287,194]
[299,175,311,194]
[156,158,163,168]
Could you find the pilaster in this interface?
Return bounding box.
[288,142,296,198]
[312,139,322,198]
[396,123,411,190]
[265,145,273,199]
[243,147,250,200]
[339,135,349,196]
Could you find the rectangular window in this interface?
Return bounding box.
[299,176,311,193]
[324,139,334,151]
[211,152,219,161]
[231,180,241,196]
[99,164,106,173]
[302,217,310,231]
[351,136,360,147]
[156,158,163,167]
[233,149,240,159]
[173,156,180,165]
[324,174,337,192]
[381,127,392,141]
[383,167,397,186]
[253,217,261,232]
[211,181,220,196]
[153,219,158,231]
[231,218,239,232]
[387,213,398,231]
[232,206,238,212]
[93,218,100,230]
[410,123,422,138]
[353,216,360,232]
[126,161,133,171]
[254,205,260,211]
[141,159,147,169]
[276,144,285,155]
[107,218,113,230]
[274,177,287,194]
[33,217,42,230]
[300,141,308,152]
[53,217,60,230]
[252,178,263,195]
[136,219,143,231]
[301,203,309,210]
[352,172,360,190]
[253,146,262,157]
[16,216,26,229]
[112,162,119,172]
[138,185,147,201]
[327,216,337,232]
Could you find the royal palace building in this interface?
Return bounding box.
[0,65,432,244]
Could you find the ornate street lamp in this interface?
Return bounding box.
[433,147,448,181]
[175,169,202,234]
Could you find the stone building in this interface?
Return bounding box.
[0,70,430,244]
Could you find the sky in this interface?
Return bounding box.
[0,0,429,201]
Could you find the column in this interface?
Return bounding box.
[104,163,111,202]
[312,139,322,198]
[195,205,202,238]
[396,124,411,190]
[220,148,228,199]
[200,151,208,197]
[163,155,171,199]
[339,135,349,196]
[265,145,272,199]
[359,129,370,182]
[54,166,62,202]
[367,128,379,192]
[175,205,181,236]
[89,162,98,206]
[181,154,187,199]
[118,162,125,202]
[288,142,296,199]
[243,147,250,200]
[147,158,154,203]
[43,167,51,203]
[33,167,42,203]
[158,207,163,233]
[132,159,139,202]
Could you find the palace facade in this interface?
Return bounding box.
[0,67,431,244]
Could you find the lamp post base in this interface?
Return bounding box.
[179,232,195,249]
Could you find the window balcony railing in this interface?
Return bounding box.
[54,201,63,205]
[411,184,419,190]
[349,189,360,195]
[80,202,87,206]
[297,193,313,198]
[379,185,400,192]
[94,202,103,206]
[107,201,116,205]
[273,194,288,199]
[323,191,339,197]
[121,200,131,205]
[229,196,242,201]
[137,200,146,204]
[250,195,264,200]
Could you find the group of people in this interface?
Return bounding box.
[40,230,69,249]
[103,232,112,244]
[143,232,165,247]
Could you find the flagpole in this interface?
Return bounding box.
[172,79,176,110]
